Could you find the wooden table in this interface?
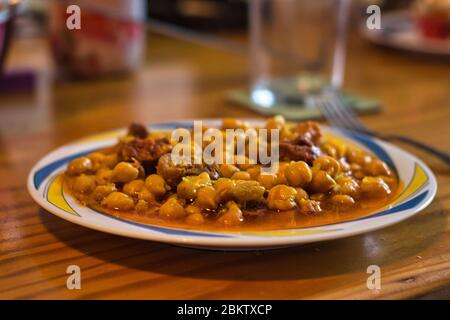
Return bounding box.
[1,31,449,300]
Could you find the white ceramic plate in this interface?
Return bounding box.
[360,11,450,56]
[27,120,437,250]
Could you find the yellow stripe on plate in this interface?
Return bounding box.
[47,175,79,216]
[390,163,428,206]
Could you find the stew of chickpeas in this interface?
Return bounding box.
[64,117,400,231]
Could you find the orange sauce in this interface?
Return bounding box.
[64,177,402,232]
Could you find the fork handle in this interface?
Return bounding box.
[380,134,450,164]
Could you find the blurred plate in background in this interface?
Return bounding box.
[360,11,450,56]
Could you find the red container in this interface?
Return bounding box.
[49,0,146,78]
[417,13,449,39]
[0,1,20,73]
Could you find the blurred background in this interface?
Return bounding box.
[0,0,449,159]
[1,0,449,302]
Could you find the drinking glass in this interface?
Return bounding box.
[249,0,351,108]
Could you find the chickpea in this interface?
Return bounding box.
[219,164,240,178]
[313,156,341,177]
[356,153,372,167]
[95,168,113,185]
[322,143,337,158]
[159,198,186,219]
[349,162,365,178]
[332,140,347,158]
[258,173,277,190]
[236,157,254,170]
[123,179,146,198]
[176,180,194,200]
[336,176,360,198]
[102,192,135,211]
[231,171,251,180]
[361,177,391,198]
[339,158,351,172]
[310,170,336,193]
[350,163,363,173]
[87,152,106,171]
[186,204,202,216]
[92,183,116,201]
[354,171,366,180]
[310,193,326,201]
[267,185,297,211]
[380,175,397,189]
[275,162,290,185]
[135,200,149,214]
[324,139,347,158]
[285,161,313,187]
[72,175,96,194]
[145,174,169,198]
[331,194,355,209]
[345,148,357,162]
[67,157,93,176]
[346,148,370,165]
[280,127,295,141]
[222,118,248,130]
[196,186,218,210]
[186,213,205,225]
[87,151,105,162]
[138,188,155,202]
[295,188,309,203]
[103,154,118,169]
[298,198,322,214]
[112,162,139,183]
[177,172,211,200]
[214,178,236,203]
[364,159,392,177]
[218,201,244,226]
[230,180,265,204]
[266,115,286,130]
[246,166,261,180]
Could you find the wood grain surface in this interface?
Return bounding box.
[0,31,449,300]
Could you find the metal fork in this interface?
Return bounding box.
[315,88,450,164]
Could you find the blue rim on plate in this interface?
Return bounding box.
[27,120,437,250]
